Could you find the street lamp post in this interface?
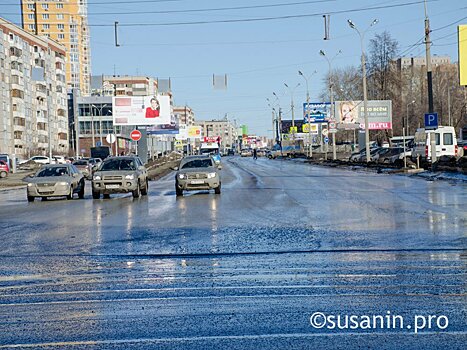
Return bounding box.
[405,100,416,169]
[92,104,108,145]
[284,83,300,151]
[273,92,282,146]
[348,18,378,163]
[319,50,342,160]
[298,70,317,158]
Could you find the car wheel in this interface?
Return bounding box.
[141,179,148,196]
[214,183,221,194]
[103,193,110,199]
[78,181,85,199]
[176,187,183,196]
[66,187,73,200]
[92,191,100,199]
[0,171,7,178]
[132,182,141,198]
[27,196,34,202]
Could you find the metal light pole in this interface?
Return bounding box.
[348,18,378,163]
[406,100,415,137]
[320,49,342,160]
[267,98,277,144]
[92,104,108,145]
[284,82,300,150]
[273,92,282,146]
[298,70,317,158]
[404,100,415,169]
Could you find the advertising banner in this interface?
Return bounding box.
[113,95,171,126]
[187,126,202,139]
[303,102,331,123]
[176,124,188,140]
[335,100,392,130]
[459,25,467,86]
[302,123,319,134]
[281,120,304,134]
[147,113,179,135]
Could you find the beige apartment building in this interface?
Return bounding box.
[0,18,68,158]
[21,0,91,95]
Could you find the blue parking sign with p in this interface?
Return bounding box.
[424,113,438,129]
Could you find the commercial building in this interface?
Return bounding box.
[0,18,68,158]
[21,0,91,95]
[74,96,132,157]
[196,119,238,151]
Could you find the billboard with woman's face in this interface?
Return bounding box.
[335,100,392,130]
[113,95,171,126]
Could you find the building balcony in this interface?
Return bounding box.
[11,68,23,77]
[35,90,47,99]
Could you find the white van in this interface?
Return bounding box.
[412,126,458,161]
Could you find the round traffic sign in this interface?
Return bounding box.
[105,134,116,144]
[322,128,329,137]
[130,129,142,141]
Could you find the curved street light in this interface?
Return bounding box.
[347,18,378,162]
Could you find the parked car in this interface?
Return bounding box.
[377,147,406,165]
[52,156,67,164]
[227,149,235,156]
[0,160,10,178]
[20,156,51,165]
[92,156,148,199]
[412,126,458,161]
[25,164,85,202]
[73,159,94,179]
[175,155,221,196]
[241,149,252,157]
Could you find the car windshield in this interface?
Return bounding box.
[37,167,69,177]
[73,161,88,166]
[181,159,213,169]
[100,158,137,171]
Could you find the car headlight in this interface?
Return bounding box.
[59,181,69,186]
[207,172,217,179]
[125,174,135,180]
[93,175,101,181]
[27,183,33,187]
[178,173,185,179]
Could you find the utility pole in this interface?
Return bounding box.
[424,0,436,165]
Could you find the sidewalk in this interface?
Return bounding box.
[0,170,33,191]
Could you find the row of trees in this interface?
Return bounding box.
[321,31,466,143]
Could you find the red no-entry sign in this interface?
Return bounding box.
[130,129,142,141]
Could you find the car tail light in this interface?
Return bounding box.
[425,146,428,157]
[454,145,458,156]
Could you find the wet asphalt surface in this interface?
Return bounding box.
[0,156,466,349]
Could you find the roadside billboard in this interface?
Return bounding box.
[176,124,188,140]
[113,95,171,126]
[303,102,331,123]
[459,25,467,86]
[147,113,179,135]
[335,100,392,130]
[281,120,304,134]
[187,126,202,139]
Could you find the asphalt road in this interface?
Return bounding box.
[0,157,466,349]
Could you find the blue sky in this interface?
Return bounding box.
[1,0,464,137]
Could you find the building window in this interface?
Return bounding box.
[41,4,48,10]
[57,24,64,30]
[28,14,34,20]
[27,4,35,9]
[58,34,65,40]
[43,24,50,30]
[28,24,35,31]
[42,14,49,20]
[57,14,64,20]
[56,4,64,9]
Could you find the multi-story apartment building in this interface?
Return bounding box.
[197,119,238,151]
[394,56,451,71]
[0,18,68,158]
[21,0,91,95]
[90,75,158,97]
[173,105,195,126]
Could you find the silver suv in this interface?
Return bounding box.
[92,156,148,199]
[175,155,221,196]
